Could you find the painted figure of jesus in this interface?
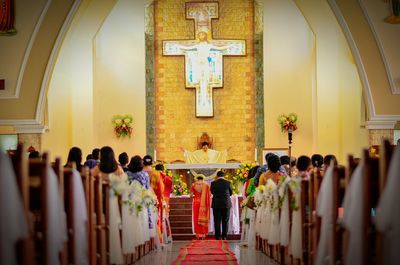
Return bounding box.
[174,31,234,115]
[164,34,245,117]
[163,2,246,117]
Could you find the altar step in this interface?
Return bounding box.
[169,198,193,241]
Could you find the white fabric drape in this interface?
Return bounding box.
[376,145,400,265]
[0,152,28,265]
[47,167,68,265]
[268,183,280,245]
[121,190,136,254]
[109,174,123,264]
[279,177,290,247]
[315,166,334,265]
[342,163,364,265]
[208,195,240,234]
[71,169,89,265]
[289,176,302,259]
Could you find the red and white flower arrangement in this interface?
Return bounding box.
[112,115,133,138]
[278,113,298,132]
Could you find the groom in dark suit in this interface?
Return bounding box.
[210,171,233,240]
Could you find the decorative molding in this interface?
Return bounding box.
[0,0,82,132]
[328,0,400,127]
[358,0,399,94]
[366,116,399,129]
[0,119,38,125]
[15,124,48,134]
[0,0,52,99]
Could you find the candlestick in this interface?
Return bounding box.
[154,149,157,162]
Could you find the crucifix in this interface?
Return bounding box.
[163,2,246,117]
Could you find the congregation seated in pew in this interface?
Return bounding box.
[2,140,399,265]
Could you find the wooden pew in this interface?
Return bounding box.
[93,174,108,265]
[102,177,111,265]
[361,149,380,265]
[28,153,51,265]
[80,167,97,265]
[379,139,393,192]
[50,157,68,265]
[339,155,360,264]
[375,139,394,265]
[331,166,346,265]
[10,143,35,265]
[309,168,322,265]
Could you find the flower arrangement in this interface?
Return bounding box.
[173,174,189,196]
[142,188,158,208]
[235,162,257,182]
[226,162,257,195]
[278,113,298,132]
[112,114,133,138]
[123,180,145,215]
[109,174,128,196]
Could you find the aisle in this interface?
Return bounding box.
[172,240,238,265]
[134,241,277,265]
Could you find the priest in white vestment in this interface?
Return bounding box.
[182,142,228,164]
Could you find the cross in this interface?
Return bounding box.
[163,2,246,117]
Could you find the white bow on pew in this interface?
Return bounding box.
[342,163,365,265]
[376,145,400,265]
[0,152,28,265]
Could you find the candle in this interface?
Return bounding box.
[154,149,157,162]
[255,147,257,162]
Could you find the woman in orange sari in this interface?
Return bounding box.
[190,175,211,240]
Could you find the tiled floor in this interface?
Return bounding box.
[135,241,278,265]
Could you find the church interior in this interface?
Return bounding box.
[1,0,399,264]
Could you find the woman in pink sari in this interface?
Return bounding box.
[190,175,211,240]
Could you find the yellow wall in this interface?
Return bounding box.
[155,0,255,163]
[93,0,148,159]
[263,0,368,163]
[296,0,369,161]
[42,0,148,161]
[263,0,315,160]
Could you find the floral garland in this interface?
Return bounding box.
[278,113,298,132]
[254,185,265,209]
[251,175,300,213]
[276,176,300,211]
[109,174,158,216]
[112,114,133,138]
[265,179,278,211]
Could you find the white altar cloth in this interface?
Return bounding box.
[208,195,241,235]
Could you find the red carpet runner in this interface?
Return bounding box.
[172,240,238,265]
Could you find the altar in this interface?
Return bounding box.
[165,163,241,186]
